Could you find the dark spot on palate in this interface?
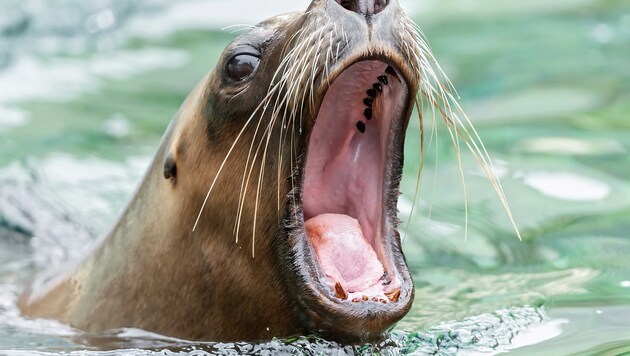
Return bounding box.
[363,98,373,107]
[378,75,388,85]
[373,83,382,92]
[366,89,377,98]
[385,66,397,76]
[356,121,366,133]
[364,108,372,120]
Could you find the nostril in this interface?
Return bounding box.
[337,0,356,12]
[374,0,389,14]
[335,0,389,16]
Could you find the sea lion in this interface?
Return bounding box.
[18,0,460,343]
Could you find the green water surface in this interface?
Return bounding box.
[1,0,629,354]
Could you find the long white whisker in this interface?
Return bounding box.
[403,17,521,241]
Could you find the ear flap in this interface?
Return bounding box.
[164,152,177,180]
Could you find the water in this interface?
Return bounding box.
[1,0,629,354]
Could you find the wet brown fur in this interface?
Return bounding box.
[19,74,304,339]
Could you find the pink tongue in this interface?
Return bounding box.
[305,214,384,293]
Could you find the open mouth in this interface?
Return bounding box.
[285,59,414,339]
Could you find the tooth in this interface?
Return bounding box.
[356,121,366,133]
[364,108,372,120]
[378,75,388,85]
[380,299,388,304]
[335,282,348,300]
[372,297,379,302]
[366,89,377,98]
[385,289,401,303]
[363,98,373,107]
[373,83,382,92]
[352,298,361,303]
[362,295,369,301]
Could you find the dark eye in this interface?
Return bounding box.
[226,54,260,82]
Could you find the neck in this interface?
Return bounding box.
[21,81,304,341]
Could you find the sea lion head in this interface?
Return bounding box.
[165,0,429,343]
[16,0,515,344]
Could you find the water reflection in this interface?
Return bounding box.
[520,171,611,202]
[516,137,626,156]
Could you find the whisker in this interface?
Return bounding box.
[193,87,281,233]
[221,24,256,34]
[403,17,521,241]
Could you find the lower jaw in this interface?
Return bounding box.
[280,191,414,342]
[305,213,403,302]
